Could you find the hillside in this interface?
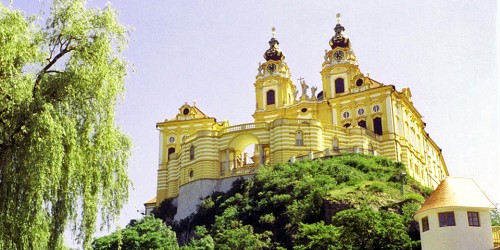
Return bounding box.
[153,153,431,249]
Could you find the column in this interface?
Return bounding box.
[259,144,264,166]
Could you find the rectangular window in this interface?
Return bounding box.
[189,146,195,161]
[467,212,480,227]
[438,212,456,227]
[266,90,275,105]
[421,216,429,232]
[373,117,383,135]
[296,131,304,146]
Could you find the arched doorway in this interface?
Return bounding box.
[221,133,267,176]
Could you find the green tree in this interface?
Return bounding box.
[181,226,215,250]
[331,207,415,249]
[0,1,130,249]
[170,155,426,248]
[212,206,272,250]
[92,216,179,250]
[293,222,340,250]
[492,204,500,226]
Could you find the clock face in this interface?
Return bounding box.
[267,63,276,74]
[333,51,345,61]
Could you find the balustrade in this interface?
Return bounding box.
[493,226,500,246]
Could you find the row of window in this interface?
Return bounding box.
[265,77,372,106]
[342,105,381,119]
[334,78,366,94]
[421,211,480,232]
[167,146,195,161]
[171,131,374,159]
[343,117,383,135]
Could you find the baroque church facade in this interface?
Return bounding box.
[149,15,449,210]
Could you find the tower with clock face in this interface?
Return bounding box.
[253,28,296,122]
[321,14,365,99]
[150,15,450,219]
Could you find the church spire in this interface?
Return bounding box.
[264,27,285,61]
[329,13,351,49]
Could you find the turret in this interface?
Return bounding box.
[253,27,296,122]
[321,13,367,99]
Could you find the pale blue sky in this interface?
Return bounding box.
[5,0,499,245]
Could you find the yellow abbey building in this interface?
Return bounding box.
[148,16,449,216]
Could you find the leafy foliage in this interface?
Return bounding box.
[331,207,414,249]
[0,1,130,249]
[293,221,340,250]
[152,198,178,225]
[92,217,215,250]
[181,226,215,250]
[211,206,273,250]
[92,216,179,250]
[492,204,500,226]
[160,154,427,249]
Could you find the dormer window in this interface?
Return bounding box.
[183,108,190,115]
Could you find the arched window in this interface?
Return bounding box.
[266,90,275,105]
[333,138,339,152]
[189,145,195,160]
[296,130,304,146]
[358,120,366,129]
[373,117,383,135]
[335,78,344,94]
[168,147,175,159]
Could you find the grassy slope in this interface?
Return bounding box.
[164,154,431,249]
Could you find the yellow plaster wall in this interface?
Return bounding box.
[153,36,448,205]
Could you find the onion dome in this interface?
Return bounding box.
[329,13,351,49]
[264,27,285,61]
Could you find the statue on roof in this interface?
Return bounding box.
[311,86,317,100]
[299,78,309,98]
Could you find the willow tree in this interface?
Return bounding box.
[0,0,130,249]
